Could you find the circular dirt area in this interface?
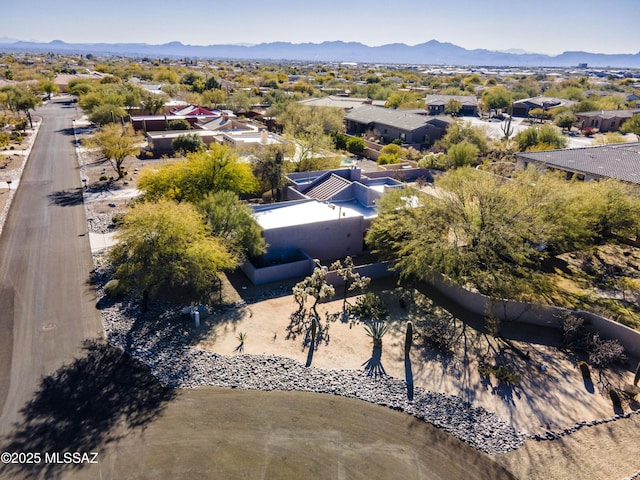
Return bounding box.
[70,388,518,480]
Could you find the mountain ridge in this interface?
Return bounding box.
[1,39,639,68]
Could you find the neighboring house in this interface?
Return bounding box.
[511,97,576,117]
[146,129,219,153]
[131,113,221,132]
[515,142,640,185]
[170,105,218,116]
[345,105,451,148]
[53,72,109,93]
[575,109,640,133]
[146,125,286,154]
[298,95,386,111]
[424,94,478,116]
[220,130,287,151]
[585,90,640,103]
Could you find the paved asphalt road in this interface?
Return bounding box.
[0,98,104,436]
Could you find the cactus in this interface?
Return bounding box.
[609,387,623,411]
[404,321,413,356]
[579,361,591,381]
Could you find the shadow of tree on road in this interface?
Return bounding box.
[0,339,176,480]
[48,187,84,207]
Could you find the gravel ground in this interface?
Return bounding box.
[91,258,526,455]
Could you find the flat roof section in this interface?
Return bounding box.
[254,200,375,230]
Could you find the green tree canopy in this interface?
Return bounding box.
[514,124,567,152]
[366,168,573,299]
[88,104,127,125]
[481,86,512,114]
[621,113,640,141]
[445,99,462,116]
[436,120,488,154]
[168,119,192,130]
[172,133,204,155]
[84,123,142,178]
[555,113,577,132]
[446,141,480,168]
[109,199,235,305]
[197,190,267,262]
[138,144,258,202]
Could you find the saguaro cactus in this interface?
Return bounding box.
[404,321,413,357]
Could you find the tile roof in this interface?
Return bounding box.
[424,94,478,106]
[575,109,640,120]
[345,105,431,132]
[513,97,576,109]
[516,142,640,185]
[302,173,352,200]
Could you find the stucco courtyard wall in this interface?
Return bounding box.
[427,274,640,356]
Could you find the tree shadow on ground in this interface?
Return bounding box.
[48,187,84,207]
[286,310,329,348]
[0,339,176,480]
[362,345,386,378]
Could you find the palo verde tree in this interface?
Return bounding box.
[197,190,267,263]
[621,113,640,141]
[514,124,567,152]
[1,85,40,128]
[84,123,142,179]
[109,199,236,310]
[138,144,258,203]
[366,168,575,300]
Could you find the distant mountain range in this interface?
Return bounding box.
[1,39,639,68]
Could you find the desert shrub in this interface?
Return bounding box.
[416,307,459,354]
[99,174,109,181]
[588,334,627,368]
[346,136,365,154]
[349,292,388,321]
[331,132,347,150]
[418,152,448,170]
[172,133,205,154]
[167,119,191,130]
[479,363,521,384]
[0,131,10,147]
[559,312,587,349]
[104,279,127,298]
[111,213,125,226]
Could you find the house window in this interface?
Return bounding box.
[399,133,406,142]
[424,134,430,143]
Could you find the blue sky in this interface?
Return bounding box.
[3,0,639,55]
